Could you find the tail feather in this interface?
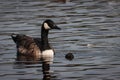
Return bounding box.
[11,33,18,43]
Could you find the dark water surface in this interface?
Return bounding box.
[0,0,120,80]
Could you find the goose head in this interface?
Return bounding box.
[42,19,61,30]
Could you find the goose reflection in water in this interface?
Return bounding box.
[15,53,53,80]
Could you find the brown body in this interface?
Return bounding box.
[11,34,41,58]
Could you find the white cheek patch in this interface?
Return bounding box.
[44,23,51,29]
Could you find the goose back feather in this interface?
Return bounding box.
[11,34,41,57]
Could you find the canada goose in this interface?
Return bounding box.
[11,19,61,60]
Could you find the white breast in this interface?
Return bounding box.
[42,49,54,63]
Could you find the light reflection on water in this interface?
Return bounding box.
[0,0,120,80]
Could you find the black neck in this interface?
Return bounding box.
[41,26,51,51]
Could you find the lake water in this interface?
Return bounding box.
[0,0,120,80]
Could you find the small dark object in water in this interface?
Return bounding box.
[65,53,74,61]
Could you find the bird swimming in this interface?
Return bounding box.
[11,19,61,60]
